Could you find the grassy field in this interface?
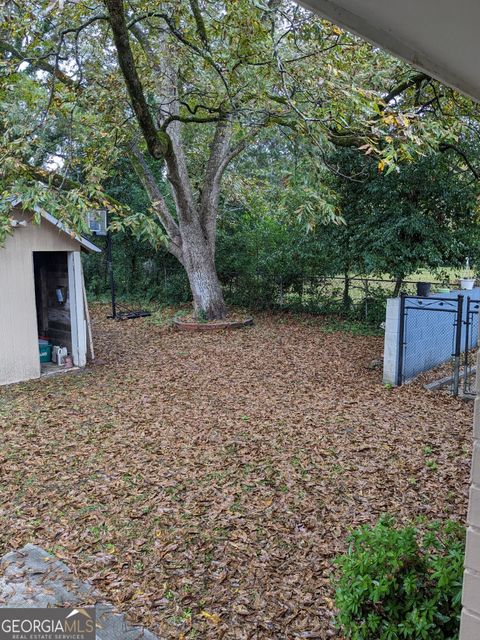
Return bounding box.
[407,268,468,283]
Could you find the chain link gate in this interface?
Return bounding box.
[463,297,480,396]
[397,294,465,395]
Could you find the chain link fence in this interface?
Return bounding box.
[395,293,480,396]
[221,274,457,326]
[84,249,462,329]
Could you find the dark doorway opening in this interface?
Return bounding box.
[33,252,72,368]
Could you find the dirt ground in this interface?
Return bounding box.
[0,307,474,639]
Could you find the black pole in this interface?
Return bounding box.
[397,293,406,386]
[452,294,464,396]
[106,230,117,319]
[464,297,471,395]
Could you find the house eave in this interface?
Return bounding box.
[298,0,480,102]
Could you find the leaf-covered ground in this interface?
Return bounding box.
[0,307,473,639]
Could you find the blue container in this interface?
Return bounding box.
[39,342,52,363]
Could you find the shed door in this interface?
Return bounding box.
[68,252,87,367]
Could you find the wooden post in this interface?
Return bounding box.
[80,260,95,361]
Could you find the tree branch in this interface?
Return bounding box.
[126,11,231,99]
[189,0,209,49]
[200,125,261,250]
[104,0,170,159]
[199,117,232,248]
[14,160,124,210]
[128,20,196,224]
[439,142,480,180]
[0,40,76,88]
[59,14,109,37]
[216,137,251,177]
[2,26,183,256]
[160,113,221,129]
[382,73,428,106]
[127,144,184,262]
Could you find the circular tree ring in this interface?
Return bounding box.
[173,317,254,332]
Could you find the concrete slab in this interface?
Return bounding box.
[0,544,158,640]
[40,362,81,378]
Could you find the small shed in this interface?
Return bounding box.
[0,203,100,386]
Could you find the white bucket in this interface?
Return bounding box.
[460,278,475,290]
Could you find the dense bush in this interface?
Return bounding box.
[333,516,465,640]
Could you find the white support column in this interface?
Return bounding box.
[460,354,480,639]
[67,251,87,367]
[383,297,401,385]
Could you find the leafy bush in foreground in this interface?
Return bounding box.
[333,516,465,640]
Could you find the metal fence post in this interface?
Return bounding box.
[453,294,464,396]
[397,293,406,386]
[464,297,471,395]
[106,230,117,320]
[364,279,369,322]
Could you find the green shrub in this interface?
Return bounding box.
[333,516,465,640]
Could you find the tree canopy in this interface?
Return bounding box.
[1,1,480,316]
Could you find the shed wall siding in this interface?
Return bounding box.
[0,210,82,386]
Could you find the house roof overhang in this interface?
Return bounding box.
[299,0,480,102]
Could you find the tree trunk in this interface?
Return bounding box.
[103,3,240,321]
[181,224,226,320]
[130,142,229,320]
[393,276,403,297]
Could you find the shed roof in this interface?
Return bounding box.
[40,211,101,253]
[9,199,101,254]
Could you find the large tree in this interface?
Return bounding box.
[1,1,474,317]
